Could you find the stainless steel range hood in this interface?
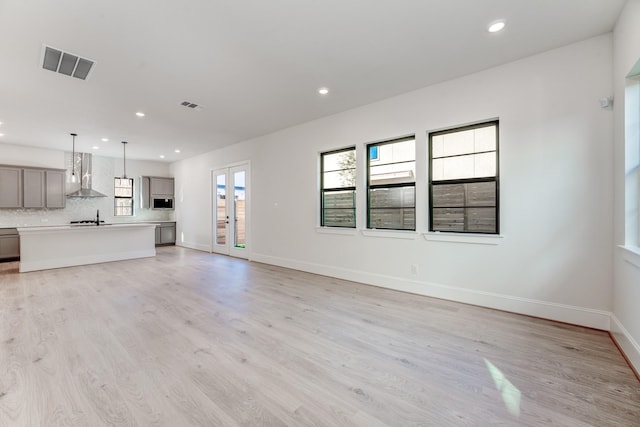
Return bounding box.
[66,153,107,198]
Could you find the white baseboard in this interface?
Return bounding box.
[177,241,210,252]
[251,253,612,331]
[610,315,640,376]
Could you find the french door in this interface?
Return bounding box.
[212,164,249,258]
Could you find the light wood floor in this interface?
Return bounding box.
[1,247,639,426]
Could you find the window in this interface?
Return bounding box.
[321,148,356,227]
[624,60,640,249]
[114,177,134,216]
[367,136,416,230]
[429,121,499,233]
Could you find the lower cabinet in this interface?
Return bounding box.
[0,229,20,261]
[155,222,176,246]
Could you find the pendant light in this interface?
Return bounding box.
[70,133,77,183]
[121,141,128,179]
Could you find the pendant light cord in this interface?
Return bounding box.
[70,133,77,177]
[122,141,128,179]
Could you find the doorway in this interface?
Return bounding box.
[212,163,249,258]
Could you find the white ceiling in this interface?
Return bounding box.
[0,0,626,162]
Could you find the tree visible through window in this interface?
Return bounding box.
[429,121,499,233]
[114,177,134,216]
[321,148,356,227]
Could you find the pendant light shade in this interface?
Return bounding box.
[70,133,77,183]
[121,141,128,179]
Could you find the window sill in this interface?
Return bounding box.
[619,245,640,269]
[423,232,503,245]
[361,229,418,240]
[315,227,357,236]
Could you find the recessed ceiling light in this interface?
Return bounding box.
[318,87,329,95]
[92,146,99,150]
[159,155,165,159]
[174,149,181,153]
[0,133,4,137]
[488,20,506,33]
[0,121,3,126]
[101,137,109,142]
[136,112,145,117]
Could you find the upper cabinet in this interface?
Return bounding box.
[23,169,45,208]
[45,170,66,208]
[141,176,174,209]
[0,166,66,209]
[0,167,23,208]
[150,177,174,196]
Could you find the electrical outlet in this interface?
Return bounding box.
[411,264,418,275]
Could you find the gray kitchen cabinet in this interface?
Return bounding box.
[0,167,23,208]
[23,169,45,208]
[140,176,175,209]
[160,224,176,244]
[0,229,20,261]
[150,177,174,196]
[155,222,176,246]
[45,170,66,208]
[0,165,65,209]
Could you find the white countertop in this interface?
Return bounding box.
[17,223,157,234]
[2,220,176,230]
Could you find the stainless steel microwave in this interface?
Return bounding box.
[152,197,174,210]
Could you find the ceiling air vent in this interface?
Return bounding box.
[180,101,203,111]
[41,45,95,80]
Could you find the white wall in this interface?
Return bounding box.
[0,142,173,226]
[612,0,640,374]
[171,140,255,251]
[172,34,614,330]
[1,142,65,169]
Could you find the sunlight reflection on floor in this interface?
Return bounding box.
[484,358,522,417]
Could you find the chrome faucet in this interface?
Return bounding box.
[96,209,100,226]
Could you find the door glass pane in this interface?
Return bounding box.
[216,174,226,245]
[234,171,246,248]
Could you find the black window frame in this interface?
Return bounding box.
[428,120,499,234]
[114,177,134,216]
[320,147,356,228]
[367,136,416,231]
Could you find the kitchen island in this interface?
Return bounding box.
[17,223,156,272]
